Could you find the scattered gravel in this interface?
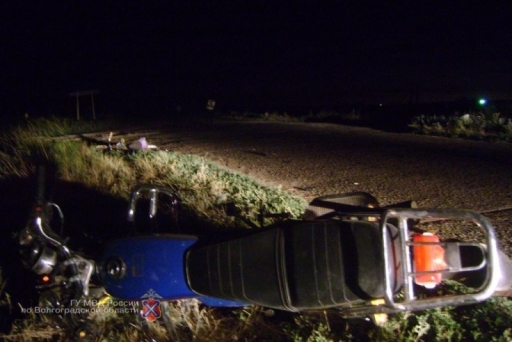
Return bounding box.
[94,120,512,256]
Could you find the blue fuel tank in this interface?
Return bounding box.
[101,235,198,300]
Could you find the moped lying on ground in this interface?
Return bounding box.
[18,166,512,337]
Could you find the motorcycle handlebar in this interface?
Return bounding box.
[30,164,84,301]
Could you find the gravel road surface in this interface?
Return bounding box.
[105,120,512,256]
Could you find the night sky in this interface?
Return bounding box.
[2,2,512,118]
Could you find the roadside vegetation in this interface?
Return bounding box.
[223,109,512,142]
[409,112,512,142]
[0,117,511,341]
[221,109,364,125]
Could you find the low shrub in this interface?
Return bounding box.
[410,112,512,142]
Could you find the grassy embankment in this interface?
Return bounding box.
[0,116,511,341]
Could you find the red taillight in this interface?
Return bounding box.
[413,233,447,289]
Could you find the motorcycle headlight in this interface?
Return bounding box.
[21,241,57,275]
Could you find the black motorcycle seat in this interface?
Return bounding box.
[185,220,400,311]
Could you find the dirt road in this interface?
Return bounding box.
[101,120,512,255]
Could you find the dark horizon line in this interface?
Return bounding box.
[2,95,511,121]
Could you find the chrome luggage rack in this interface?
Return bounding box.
[304,194,502,318]
[379,208,501,313]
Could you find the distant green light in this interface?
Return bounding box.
[479,98,487,105]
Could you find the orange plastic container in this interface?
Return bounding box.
[412,233,447,288]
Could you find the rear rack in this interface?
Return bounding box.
[380,208,501,312]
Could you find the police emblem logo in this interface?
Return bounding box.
[140,289,163,322]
